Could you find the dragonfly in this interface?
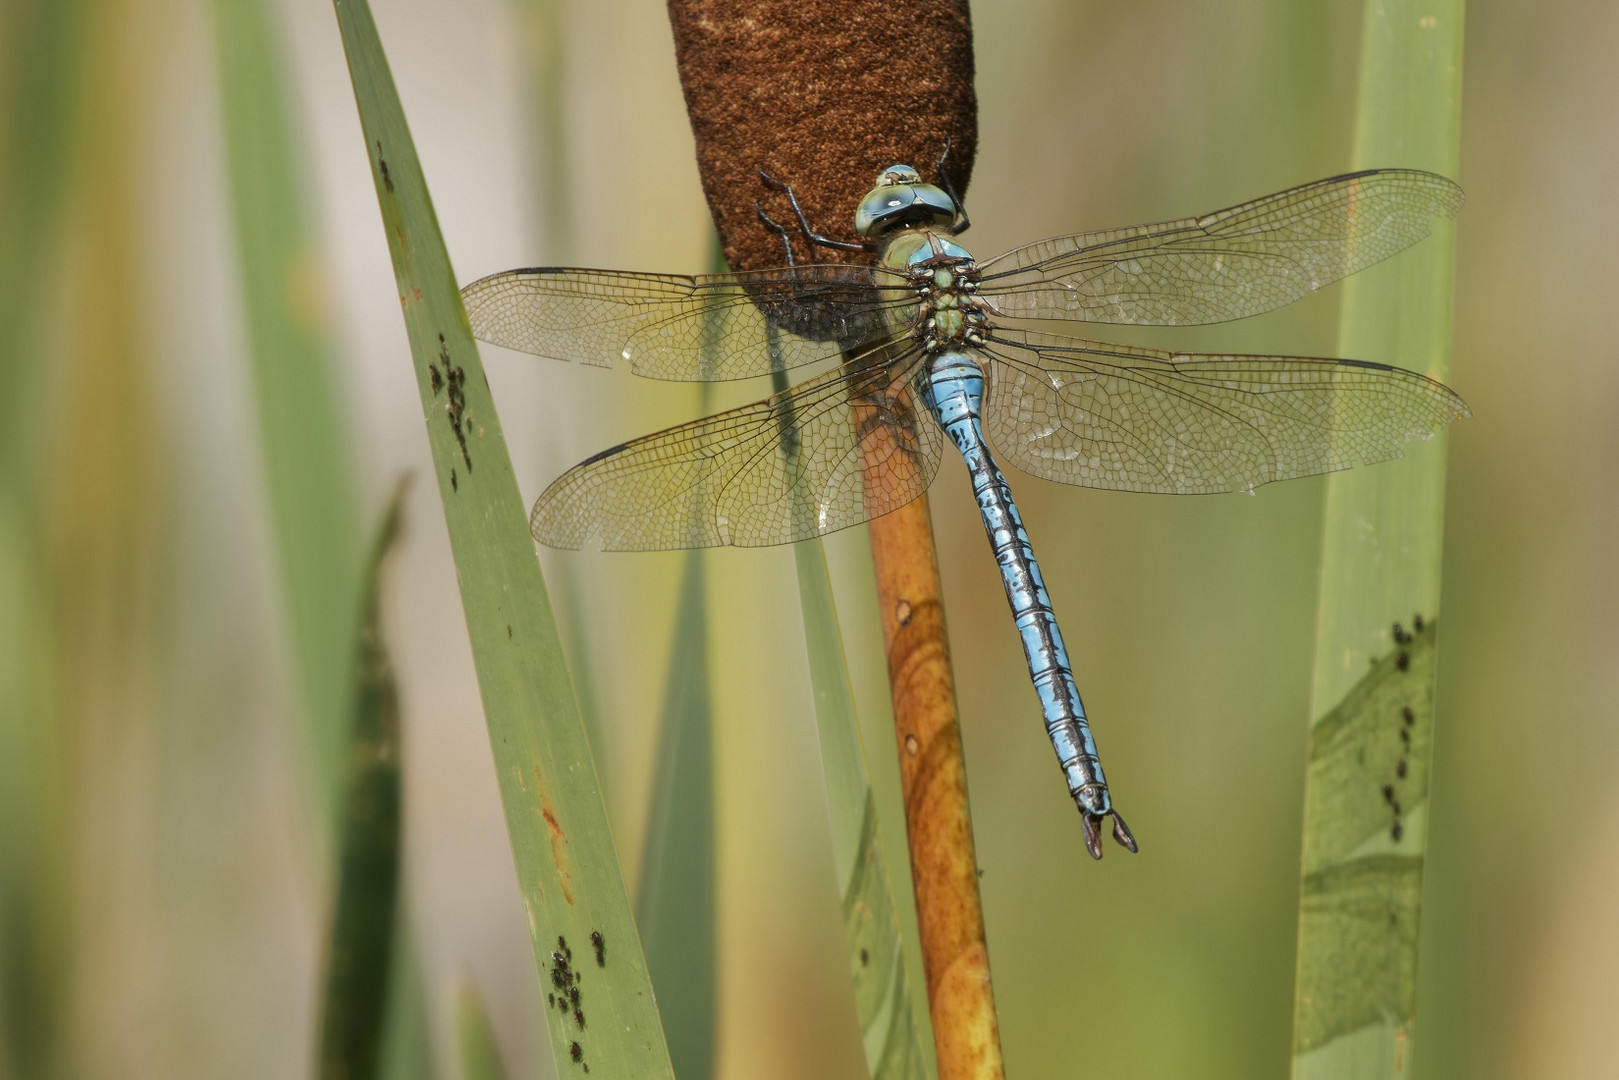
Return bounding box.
[460,162,1469,858]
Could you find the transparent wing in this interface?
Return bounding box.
[461,263,912,381]
[977,170,1464,325]
[531,342,941,549]
[979,330,1469,495]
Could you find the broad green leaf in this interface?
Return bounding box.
[1293,2,1465,1077]
[214,0,362,821]
[328,1,673,1074]
[318,485,407,1080]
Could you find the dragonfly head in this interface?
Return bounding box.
[854,164,958,239]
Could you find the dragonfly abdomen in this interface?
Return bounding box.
[924,351,1134,856]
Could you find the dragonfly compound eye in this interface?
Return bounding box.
[854,165,958,238]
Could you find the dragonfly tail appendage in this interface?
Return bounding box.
[1080,809,1138,861]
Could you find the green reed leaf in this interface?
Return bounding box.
[1293,2,1465,1077]
[215,0,362,821]
[634,545,717,1080]
[328,1,674,1074]
[318,483,407,1080]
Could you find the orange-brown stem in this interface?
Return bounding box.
[867,495,1005,1080]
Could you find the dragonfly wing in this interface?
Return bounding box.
[461,263,911,381]
[531,342,941,549]
[979,330,1469,495]
[977,170,1463,325]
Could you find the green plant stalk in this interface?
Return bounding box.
[215,0,362,825]
[634,544,717,1080]
[766,331,928,1079]
[507,0,574,264]
[632,244,724,1080]
[505,0,611,794]
[0,513,61,1080]
[0,5,85,1078]
[794,539,930,1080]
[328,2,673,1074]
[318,484,408,1080]
[456,983,512,1080]
[1292,2,1465,1078]
[378,928,432,1080]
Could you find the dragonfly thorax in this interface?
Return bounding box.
[881,232,990,354]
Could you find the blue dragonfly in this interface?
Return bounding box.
[460,163,1468,857]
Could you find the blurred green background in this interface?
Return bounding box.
[2,0,1614,1078]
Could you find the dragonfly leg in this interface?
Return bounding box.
[933,138,972,235]
[754,201,801,267]
[925,351,1134,858]
[756,168,872,254]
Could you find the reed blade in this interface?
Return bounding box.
[1293,3,1466,1077]
[328,1,674,1073]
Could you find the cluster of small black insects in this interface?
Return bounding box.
[548,935,588,1070]
[1383,615,1426,841]
[547,932,606,1070]
[428,333,473,486]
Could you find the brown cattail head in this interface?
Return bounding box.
[666,0,977,273]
